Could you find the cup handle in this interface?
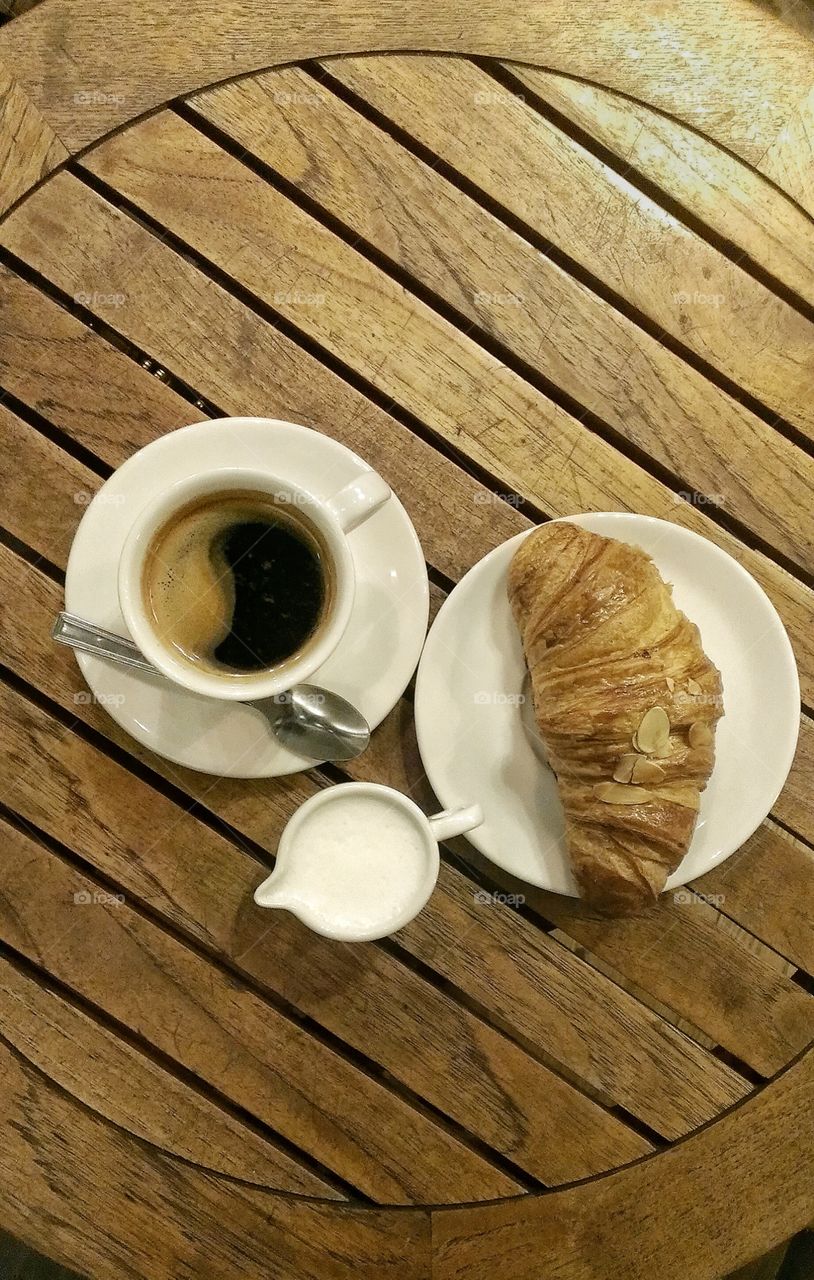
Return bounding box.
[326,472,391,534]
[428,804,484,843]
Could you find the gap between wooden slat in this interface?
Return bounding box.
[4,179,814,700]
[482,59,814,324]
[300,59,814,465]
[0,650,710,1147]
[0,244,222,423]
[0,239,552,528]
[4,389,813,1060]
[0,932,357,1201]
[74,123,814,590]
[0,767,544,1196]
[1,499,788,1079]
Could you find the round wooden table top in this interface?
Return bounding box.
[1,2,813,1277]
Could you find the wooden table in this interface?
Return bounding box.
[1,3,813,1277]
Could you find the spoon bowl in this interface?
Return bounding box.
[259,685,371,761]
[52,612,370,762]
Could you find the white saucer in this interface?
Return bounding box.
[65,419,429,777]
[414,513,800,896]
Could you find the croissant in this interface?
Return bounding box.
[508,522,724,914]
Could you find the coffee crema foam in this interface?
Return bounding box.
[142,490,333,678]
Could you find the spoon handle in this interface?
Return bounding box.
[52,612,157,674]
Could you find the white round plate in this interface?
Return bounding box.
[66,418,429,776]
[414,513,800,896]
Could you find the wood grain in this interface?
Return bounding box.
[693,821,814,975]
[3,1021,814,1280]
[433,1050,814,1280]
[0,400,106,566]
[0,1037,431,1280]
[0,0,811,178]
[0,479,764,1136]
[498,64,814,310]
[0,954,339,1195]
[0,57,67,216]
[187,63,814,527]
[5,184,814,699]
[0,812,521,1204]
[5,387,810,1020]
[761,86,814,221]
[0,663,659,1182]
[320,55,814,446]
[772,716,814,846]
[71,106,814,571]
[397,860,811,1082]
[3,520,805,1101]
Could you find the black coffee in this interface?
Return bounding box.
[143,490,333,677]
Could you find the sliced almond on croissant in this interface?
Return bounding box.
[594,782,654,804]
[613,755,665,785]
[634,706,670,755]
[689,721,713,748]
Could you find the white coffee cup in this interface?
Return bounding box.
[254,781,484,941]
[117,465,390,700]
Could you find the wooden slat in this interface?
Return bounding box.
[3,268,813,1058]
[4,182,814,704]
[433,1050,814,1280]
[761,85,814,221]
[1,535,739,1151]
[0,415,758,1132]
[0,401,108,566]
[185,64,814,545]
[0,57,67,216]
[346,697,814,1068]
[498,64,814,310]
[319,55,814,446]
[0,658,658,1182]
[772,716,814,846]
[68,106,814,571]
[0,812,521,1205]
[0,265,198,454]
[693,821,814,976]
[1,0,811,173]
[0,1038,429,1280]
[0,955,338,1196]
